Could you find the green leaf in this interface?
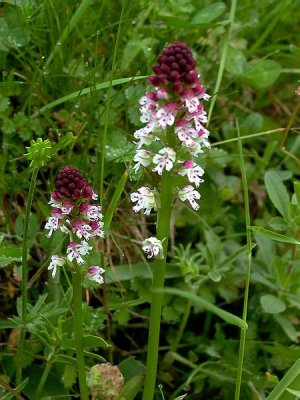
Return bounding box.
[260,294,286,314]
[0,243,22,267]
[83,335,110,349]
[242,59,281,89]
[120,375,144,400]
[62,364,76,389]
[265,171,290,219]
[161,288,247,329]
[286,388,300,396]
[268,217,289,232]
[191,2,226,24]
[250,227,300,245]
[274,315,298,342]
[38,76,147,114]
[266,359,300,400]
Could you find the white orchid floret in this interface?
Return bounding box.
[139,94,158,124]
[178,185,201,210]
[130,186,157,215]
[87,266,105,284]
[142,237,164,259]
[134,127,157,149]
[178,160,204,187]
[133,149,152,173]
[155,103,178,129]
[48,255,65,278]
[45,216,60,238]
[152,147,176,175]
[72,220,92,241]
[67,240,92,265]
[79,203,103,221]
[197,128,211,150]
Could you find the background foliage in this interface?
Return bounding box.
[0,0,299,399]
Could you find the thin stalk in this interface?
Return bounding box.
[234,120,252,400]
[207,0,238,125]
[16,167,38,385]
[99,0,125,203]
[171,299,192,353]
[72,265,89,400]
[34,358,53,399]
[142,171,174,400]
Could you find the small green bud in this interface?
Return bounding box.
[87,363,124,400]
[24,138,53,167]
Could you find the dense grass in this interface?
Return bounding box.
[0,0,299,399]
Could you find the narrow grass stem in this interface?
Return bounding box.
[207,0,238,125]
[142,171,174,400]
[34,358,53,399]
[16,167,38,385]
[99,0,125,203]
[234,120,252,400]
[171,299,192,353]
[72,265,89,400]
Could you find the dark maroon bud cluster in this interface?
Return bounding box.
[55,166,94,199]
[148,41,198,93]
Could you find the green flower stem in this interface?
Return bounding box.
[234,121,252,400]
[142,170,174,400]
[16,167,38,385]
[72,264,89,400]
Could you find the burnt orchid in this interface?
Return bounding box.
[131,41,210,251]
[130,42,211,400]
[45,166,104,282]
[45,166,105,400]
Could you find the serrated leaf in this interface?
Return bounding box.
[0,243,22,267]
[191,2,226,24]
[260,294,286,314]
[242,59,281,89]
[62,364,76,389]
[250,226,300,245]
[265,171,290,219]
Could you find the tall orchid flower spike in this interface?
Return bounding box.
[45,165,107,400]
[130,41,211,400]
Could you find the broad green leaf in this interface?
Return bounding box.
[120,375,144,400]
[269,217,289,232]
[274,315,297,342]
[250,227,300,245]
[119,357,146,382]
[265,171,290,219]
[62,364,76,389]
[191,2,226,24]
[0,243,22,267]
[161,288,247,329]
[260,294,286,314]
[242,59,281,89]
[225,47,247,76]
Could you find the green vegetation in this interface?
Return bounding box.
[0,0,299,399]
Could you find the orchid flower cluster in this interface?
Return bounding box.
[131,41,210,259]
[45,166,105,284]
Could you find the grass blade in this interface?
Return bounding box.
[266,359,300,400]
[161,288,247,329]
